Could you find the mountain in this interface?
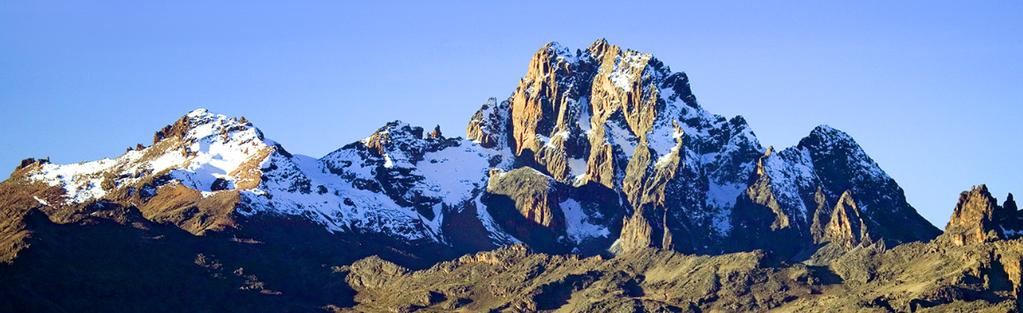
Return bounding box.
[1,39,1018,312]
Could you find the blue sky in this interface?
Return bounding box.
[1,1,1020,226]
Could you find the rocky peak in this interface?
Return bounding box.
[798,126,862,157]
[363,121,422,156]
[587,38,611,58]
[428,125,443,139]
[1005,193,1018,212]
[797,125,887,190]
[492,40,706,187]
[466,97,509,149]
[358,121,459,169]
[795,124,942,245]
[153,108,263,146]
[942,185,1017,246]
[20,108,285,209]
[461,40,939,256]
[508,41,593,157]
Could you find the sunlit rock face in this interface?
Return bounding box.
[941,185,1023,246]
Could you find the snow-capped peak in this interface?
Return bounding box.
[157,107,266,145]
[29,109,276,203]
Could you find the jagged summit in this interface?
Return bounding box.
[461,40,938,256]
[152,108,264,144]
[8,40,939,260]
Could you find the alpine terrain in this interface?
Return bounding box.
[2,39,1021,312]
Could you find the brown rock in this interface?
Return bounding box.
[485,168,563,229]
[612,123,684,253]
[810,186,832,243]
[427,125,442,139]
[466,98,507,149]
[581,44,660,189]
[362,128,391,156]
[152,114,194,144]
[16,157,49,170]
[743,147,793,231]
[823,191,871,248]
[509,43,577,156]
[615,207,656,253]
[942,185,1013,246]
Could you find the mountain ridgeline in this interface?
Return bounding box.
[2,40,1021,312]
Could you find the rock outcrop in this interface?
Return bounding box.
[822,191,871,248]
[486,168,563,229]
[942,185,1022,246]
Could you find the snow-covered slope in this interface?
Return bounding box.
[26,110,513,243]
[30,109,272,204]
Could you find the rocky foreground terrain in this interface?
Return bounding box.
[341,185,1023,312]
[1,40,1020,312]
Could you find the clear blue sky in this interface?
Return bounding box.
[1,1,1020,227]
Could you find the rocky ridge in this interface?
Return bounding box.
[4,40,941,260]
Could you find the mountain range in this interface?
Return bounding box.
[1,39,1021,312]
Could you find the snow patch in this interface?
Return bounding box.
[567,157,588,177]
[560,199,609,243]
[415,141,493,205]
[33,196,49,206]
[707,182,746,208]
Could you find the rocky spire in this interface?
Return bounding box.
[1005,193,1018,212]
[465,98,507,148]
[822,191,870,248]
[428,125,442,139]
[587,38,611,58]
[508,42,585,156]
[941,185,1013,246]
